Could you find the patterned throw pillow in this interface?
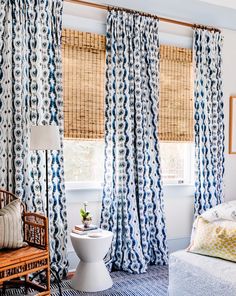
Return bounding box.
[201,200,236,222]
[188,217,236,262]
[190,201,236,244]
[0,199,25,249]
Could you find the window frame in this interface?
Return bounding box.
[160,142,195,186]
[64,140,195,190]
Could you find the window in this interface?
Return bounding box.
[160,142,194,185]
[62,29,194,188]
[64,140,194,186]
[64,140,104,186]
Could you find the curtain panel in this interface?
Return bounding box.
[0,0,68,277]
[193,28,225,216]
[100,9,168,274]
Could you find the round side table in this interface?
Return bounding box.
[70,230,113,292]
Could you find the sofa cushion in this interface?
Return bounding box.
[201,200,236,222]
[169,250,236,296]
[189,217,236,262]
[190,200,236,244]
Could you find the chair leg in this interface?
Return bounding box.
[25,275,29,294]
[46,266,51,294]
[2,282,6,296]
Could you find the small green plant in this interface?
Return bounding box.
[80,202,91,220]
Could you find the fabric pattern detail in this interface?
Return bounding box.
[0,199,26,249]
[100,9,168,274]
[193,28,225,216]
[0,0,68,277]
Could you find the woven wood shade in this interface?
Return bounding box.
[159,45,194,141]
[62,29,106,139]
[62,29,193,141]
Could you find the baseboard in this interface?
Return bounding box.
[67,237,190,272]
[168,237,190,253]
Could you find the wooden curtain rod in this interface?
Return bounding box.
[66,0,221,32]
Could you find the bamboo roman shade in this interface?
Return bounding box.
[62,29,106,139]
[159,45,194,141]
[62,29,193,141]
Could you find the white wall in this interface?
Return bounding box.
[66,186,194,270]
[222,28,236,202]
[62,6,236,271]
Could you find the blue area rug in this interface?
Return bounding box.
[4,265,168,296]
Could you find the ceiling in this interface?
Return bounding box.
[64,0,236,31]
[199,0,236,9]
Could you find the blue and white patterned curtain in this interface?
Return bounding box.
[193,28,225,216]
[0,0,68,277]
[101,9,168,274]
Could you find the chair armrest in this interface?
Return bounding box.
[23,212,48,250]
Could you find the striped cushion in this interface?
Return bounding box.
[0,199,25,249]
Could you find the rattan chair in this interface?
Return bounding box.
[0,189,50,295]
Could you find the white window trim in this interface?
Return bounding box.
[65,181,194,191]
[64,143,195,192]
[65,181,103,191]
[65,182,195,204]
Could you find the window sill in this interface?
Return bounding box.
[164,183,194,187]
[65,181,194,191]
[65,182,194,201]
[65,182,103,191]
[65,182,194,204]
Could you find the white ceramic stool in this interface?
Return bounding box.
[70,230,113,292]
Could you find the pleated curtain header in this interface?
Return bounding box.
[62,29,194,142]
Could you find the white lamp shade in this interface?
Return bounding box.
[30,125,61,150]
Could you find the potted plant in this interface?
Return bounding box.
[80,201,92,228]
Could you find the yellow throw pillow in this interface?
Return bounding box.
[188,217,236,262]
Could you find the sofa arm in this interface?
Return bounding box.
[23,212,48,250]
